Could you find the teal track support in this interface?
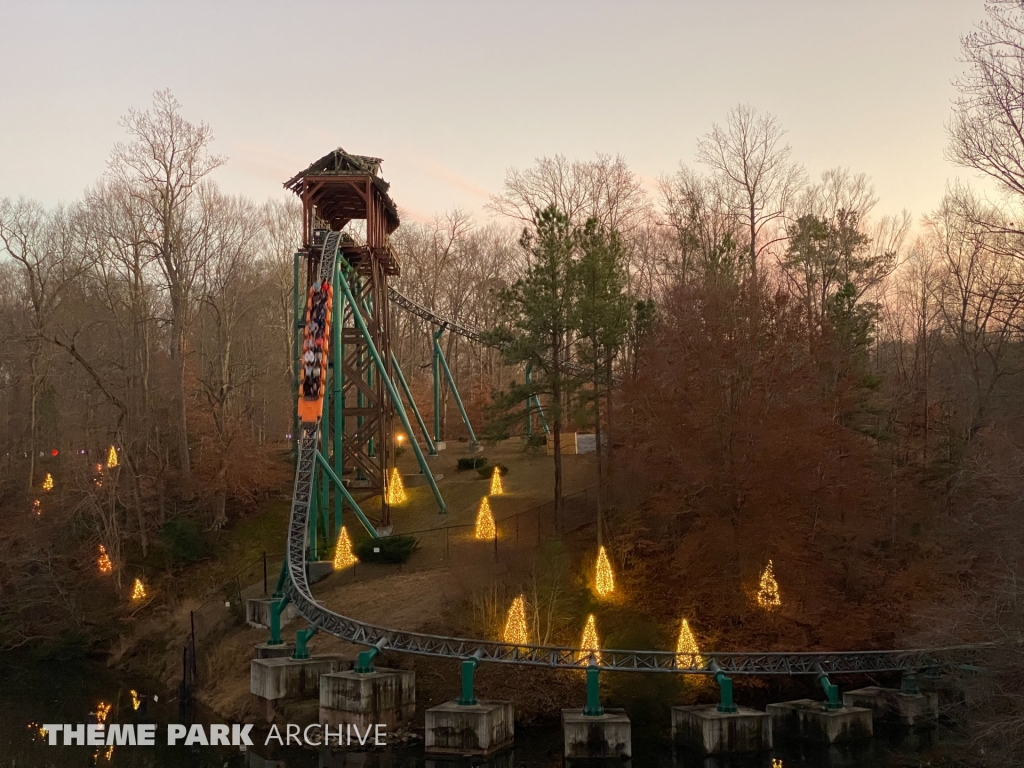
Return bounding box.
[355,639,387,673]
[533,395,550,434]
[268,596,291,646]
[315,451,379,538]
[901,671,919,695]
[584,663,603,716]
[338,272,447,515]
[433,334,477,445]
[391,351,436,454]
[292,252,301,455]
[459,659,478,706]
[433,327,444,442]
[308,486,319,561]
[292,626,318,660]
[711,664,737,713]
[273,560,288,599]
[524,364,549,435]
[814,664,842,710]
[332,265,344,540]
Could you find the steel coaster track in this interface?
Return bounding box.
[283,244,987,675]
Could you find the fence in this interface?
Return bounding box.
[181,487,598,694]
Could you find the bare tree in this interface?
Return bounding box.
[696,104,805,286]
[107,89,225,500]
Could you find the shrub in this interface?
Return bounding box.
[354,535,419,564]
[457,456,489,471]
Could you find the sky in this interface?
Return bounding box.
[0,1,989,225]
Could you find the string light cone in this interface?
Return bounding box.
[97,545,113,575]
[675,618,705,669]
[594,545,615,597]
[503,594,529,646]
[332,526,357,570]
[772,760,784,768]
[757,559,782,611]
[95,702,111,723]
[131,690,141,711]
[130,578,147,601]
[32,499,41,516]
[386,467,407,505]
[489,466,504,495]
[578,613,602,665]
[474,496,496,540]
[106,445,118,469]
[42,473,53,491]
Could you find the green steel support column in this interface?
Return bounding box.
[901,671,919,695]
[584,663,603,716]
[272,560,288,599]
[713,671,738,713]
[308,480,319,561]
[292,252,301,455]
[268,596,290,646]
[332,266,344,540]
[814,664,843,710]
[433,327,444,442]
[458,659,479,706]
[533,395,550,434]
[319,398,330,544]
[315,451,379,538]
[338,274,447,514]
[433,337,477,445]
[355,640,386,673]
[391,351,436,454]
[292,626,318,660]
[355,347,366,481]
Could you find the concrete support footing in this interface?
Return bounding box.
[246,598,297,629]
[253,642,295,660]
[843,687,939,727]
[467,443,484,454]
[767,700,873,744]
[306,561,334,584]
[561,708,631,761]
[425,699,514,756]
[250,655,352,701]
[671,705,773,754]
[320,668,416,730]
[433,441,447,451]
[404,472,444,487]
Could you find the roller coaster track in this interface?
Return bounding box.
[283,239,989,676]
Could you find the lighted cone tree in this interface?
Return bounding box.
[475,497,496,540]
[333,527,357,569]
[106,446,118,469]
[32,499,40,516]
[95,702,111,723]
[97,545,113,575]
[386,467,408,505]
[675,618,705,669]
[578,613,602,665]
[131,690,141,711]
[130,578,147,601]
[42,473,53,491]
[757,559,781,611]
[594,545,615,597]
[489,466,504,495]
[503,594,529,646]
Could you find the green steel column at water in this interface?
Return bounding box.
[713,671,737,713]
[814,664,843,710]
[292,252,301,453]
[292,626,317,660]
[391,351,436,454]
[355,645,381,674]
[337,273,447,514]
[268,596,290,646]
[273,560,288,599]
[333,265,344,539]
[458,659,478,706]
[433,327,444,442]
[315,451,379,538]
[584,663,603,716]
[433,337,477,444]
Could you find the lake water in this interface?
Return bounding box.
[0,657,960,767]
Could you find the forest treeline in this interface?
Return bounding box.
[2,2,1024,762]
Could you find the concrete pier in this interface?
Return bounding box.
[250,655,352,701]
[246,598,297,629]
[562,708,631,761]
[403,471,444,486]
[320,667,415,730]
[253,642,295,659]
[425,699,514,756]
[843,687,938,727]
[767,699,873,744]
[672,705,773,754]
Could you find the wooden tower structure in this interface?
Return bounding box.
[285,149,401,526]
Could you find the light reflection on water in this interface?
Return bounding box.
[0,657,959,768]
